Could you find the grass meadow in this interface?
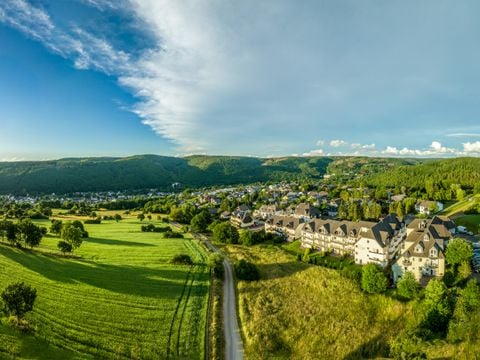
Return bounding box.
[222,242,473,359]
[0,213,209,359]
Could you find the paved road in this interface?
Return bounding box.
[200,236,243,360]
[174,225,243,360]
[222,256,244,360]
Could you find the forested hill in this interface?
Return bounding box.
[362,157,480,191]
[0,155,333,194]
[0,155,478,194]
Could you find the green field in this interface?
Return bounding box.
[442,194,480,217]
[0,216,209,359]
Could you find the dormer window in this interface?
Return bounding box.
[415,244,424,253]
[430,249,437,257]
[424,234,429,242]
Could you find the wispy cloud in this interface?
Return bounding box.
[2,1,480,156]
[447,133,480,138]
[0,0,133,75]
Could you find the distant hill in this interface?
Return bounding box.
[0,155,478,195]
[0,155,333,194]
[363,157,480,190]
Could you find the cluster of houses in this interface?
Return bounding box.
[227,200,455,284]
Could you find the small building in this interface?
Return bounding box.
[415,200,444,215]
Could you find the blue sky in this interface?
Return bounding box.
[1,0,480,160]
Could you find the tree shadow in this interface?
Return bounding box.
[255,261,309,280]
[342,334,390,360]
[0,245,207,299]
[84,237,155,247]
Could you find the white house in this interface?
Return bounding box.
[415,200,444,215]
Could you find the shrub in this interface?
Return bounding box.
[171,254,193,265]
[1,282,37,319]
[84,218,102,224]
[164,230,184,238]
[361,263,388,294]
[49,219,63,235]
[57,240,73,254]
[235,259,260,281]
[208,253,224,279]
[445,238,473,267]
[396,272,420,300]
[212,222,239,244]
[302,248,311,262]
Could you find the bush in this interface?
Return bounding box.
[57,240,73,254]
[1,282,37,319]
[171,254,193,265]
[361,263,388,294]
[235,259,260,281]
[212,222,239,244]
[396,272,420,300]
[302,248,311,262]
[141,224,172,233]
[445,238,473,267]
[164,230,184,238]
[208,253,224,279]
[340,265,362,283]
[84,218,102,224]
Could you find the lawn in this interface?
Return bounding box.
[454,214,480,235]
[222,243,473,359]
[0,216,209,359]
[442,194,480,217]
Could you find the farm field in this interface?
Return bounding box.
[0,214,209,359]
[221,243,471,359]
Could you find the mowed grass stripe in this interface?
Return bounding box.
[0,217,209,359]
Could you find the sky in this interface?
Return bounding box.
[1,0,480,160]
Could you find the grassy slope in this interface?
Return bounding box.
[222,243,469,359]
[442,194,480,217]
[0,215,209,359]
[0,155,333,194]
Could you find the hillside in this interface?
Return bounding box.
[325,156,424,179]
[0,155,333,194]
[0,155,478,195]
[363,157,480,190]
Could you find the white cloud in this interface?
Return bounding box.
[351,143,375,150]
[302,148,324,156]
[381,141,457,157]
[316,140,325,146]
[329,139,347,147]
[463,141,480,153]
